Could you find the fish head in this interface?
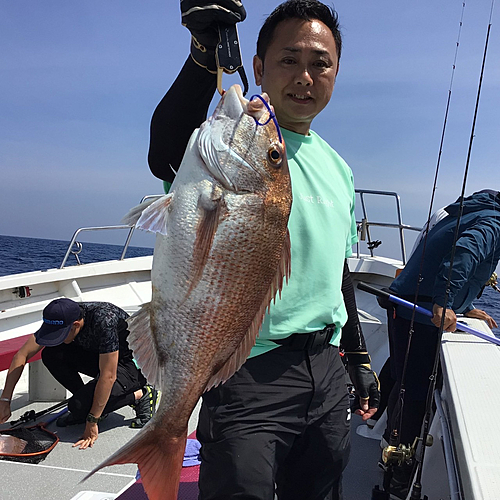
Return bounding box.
[197,84,290,196]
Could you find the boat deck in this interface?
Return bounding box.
[2,396,138,499]
[0,251,399,499]
[1,374,384,500]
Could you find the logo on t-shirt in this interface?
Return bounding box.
[299,192,334,208]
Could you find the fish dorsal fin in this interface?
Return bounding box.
[122,194,174,235]
[204,229,291,391]
[127,303,162,388]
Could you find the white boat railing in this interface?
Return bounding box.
[355,189,421,265]
[58,190,420,269]
[59,194,162,269]
[59,225,136,269]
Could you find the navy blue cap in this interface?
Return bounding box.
[35,298,81,347]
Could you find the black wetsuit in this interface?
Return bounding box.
[148,58,217,187]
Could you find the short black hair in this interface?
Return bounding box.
[256,0,342,63]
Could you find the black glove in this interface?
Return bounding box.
[181,0,247,73]
[347,357,380,419]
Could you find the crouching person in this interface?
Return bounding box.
[0,299,157,449]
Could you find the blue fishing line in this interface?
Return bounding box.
[249,94,283,144]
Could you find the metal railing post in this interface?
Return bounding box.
[59,194,163,269]
[354,189,421,264]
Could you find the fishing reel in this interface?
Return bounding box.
[382,440,414,467]
[486,272,500,292]
[381,434,433,467]
[9,409,37,427]
[9,399,69,428]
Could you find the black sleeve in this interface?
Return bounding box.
[148,56,217,182]
[340,260,370,364]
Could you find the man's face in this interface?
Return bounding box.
[253,18,339,135]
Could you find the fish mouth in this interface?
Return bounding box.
[211,84,248,122]
[224,84,248,115]
[213,85,273,124]
[197,85,278,193]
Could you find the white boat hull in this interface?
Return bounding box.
[1,247,497,499]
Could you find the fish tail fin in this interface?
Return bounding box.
[122,194,173,234]
[84,426,187,500]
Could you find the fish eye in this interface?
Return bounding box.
[267,145,283,167]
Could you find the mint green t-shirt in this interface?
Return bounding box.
[249,128,358,357]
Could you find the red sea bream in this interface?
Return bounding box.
[86,84,292,500]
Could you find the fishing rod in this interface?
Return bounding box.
[362,271,499,499]
[367,2,497,497]
[370,6,469,499]
[408,4,497,498]
[358,282,500,346]
[9,399,69,428]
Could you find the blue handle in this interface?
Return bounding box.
[357,281,500,347]
[387,294,433,319]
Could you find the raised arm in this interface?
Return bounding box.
[148,58,217,183]
[148,1,246,185]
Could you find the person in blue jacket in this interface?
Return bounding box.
[384,189,500,493]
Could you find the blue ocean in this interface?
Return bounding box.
[472,285,500,334]
[1,234,499,333]
[0,234,153,277]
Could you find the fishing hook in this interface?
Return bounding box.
[249,94,283,144]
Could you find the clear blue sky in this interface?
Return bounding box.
[1,1,499,257]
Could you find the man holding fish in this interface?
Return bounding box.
[141,1,380,498]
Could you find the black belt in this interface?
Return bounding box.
[274,325,336,351]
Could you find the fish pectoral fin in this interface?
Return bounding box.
[182,191,224,302]
[205,229,292,391]
[122,194,174,235]
[194,192,223,270]
[127,303,162,388]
